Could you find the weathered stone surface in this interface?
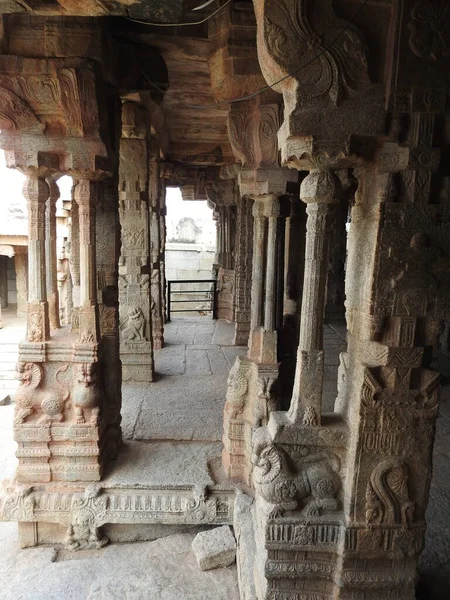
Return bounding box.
[192,526,236,571]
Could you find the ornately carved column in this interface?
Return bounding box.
[45,179,61,330]
[22,175,50,343]
[289,170,340,426]
[233,196,253,346]
[118,103,155,382]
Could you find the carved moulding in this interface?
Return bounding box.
[0,483,235,550]
[223,356,279,485]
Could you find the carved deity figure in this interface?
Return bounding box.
[65,487,108,551]
[121,306,147,343]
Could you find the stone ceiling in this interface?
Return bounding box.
[0,1,256,169]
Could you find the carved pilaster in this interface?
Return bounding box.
[74,180,99,343]
[46,179,61,330]
[289,170,340,426]
[234,196,254,346]
[22,175,50,343]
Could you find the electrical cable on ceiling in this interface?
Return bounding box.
[125,0,232,27]
[141,0,370,109]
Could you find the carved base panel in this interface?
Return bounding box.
[121,342,154,382]
[13,332,120,483]
[234,318,251,347]
[223,356,279,486]
[1,482,235,551]
[243,502,422,600]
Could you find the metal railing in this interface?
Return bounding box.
[166,279,217,322]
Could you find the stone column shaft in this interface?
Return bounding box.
[45,179,60,330]
[263,198,280,331]
[14,249,28,318]
[250,202,265,331]
[74,180,98,340]
[22,175,50,342]
[290,170,340,425]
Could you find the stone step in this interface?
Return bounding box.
[0,441,236,547]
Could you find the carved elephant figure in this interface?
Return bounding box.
[14,362,69,425]
[251,428,341,518]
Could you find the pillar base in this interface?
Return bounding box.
[222,356,279,485]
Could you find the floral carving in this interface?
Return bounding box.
[409,0,450,61]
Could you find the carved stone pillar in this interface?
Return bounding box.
[325,192,349,324]
[234,196,254,346]
[22,175,50,343]
[14,247,28,318]
[118,102,154,382]
[248,195,281,365]
[74,180,99,343]
[289,170,340,426]
[69,182,81,330]
[149,156,164,350]
[45,179,61,330]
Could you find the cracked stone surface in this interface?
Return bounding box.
[0,527,240,600]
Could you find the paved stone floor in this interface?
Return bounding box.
[0,317,449,597]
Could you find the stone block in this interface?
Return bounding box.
[192,526,236,571]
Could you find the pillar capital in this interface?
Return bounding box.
[239,167,297,198]
[74,179,98,208]
[300,169,341,205]
[22,176,49,208]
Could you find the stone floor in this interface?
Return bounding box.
[0,317,449,597]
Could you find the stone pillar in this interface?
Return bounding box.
[22,175,50,343]
[69,182,81,330]
[248,195,280,365]
[14,248,28,318]
[0,255,8,309]
[289,170,340,426]
[233,196,254,346]
[118,103,154,382]
[325,193,348,324]
[74,180,99,342]
[149,156,164,350]
[45,179,60,330]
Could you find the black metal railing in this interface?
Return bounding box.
[167,279,217,322]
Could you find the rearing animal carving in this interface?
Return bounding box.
[252,428,341,518]
[14,362,69,424]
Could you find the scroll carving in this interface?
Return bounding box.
[0,87,42,131]
[262,1,370,106]
[366,460,415,526]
